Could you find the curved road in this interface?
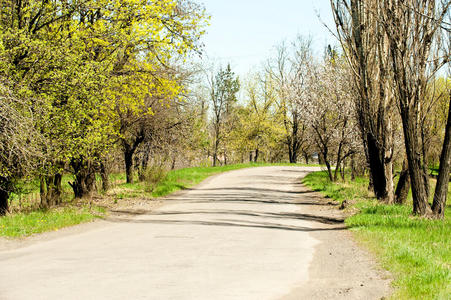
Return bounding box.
[0,166,390,299]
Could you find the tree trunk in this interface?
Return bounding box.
[171,155,176,170]
[322,152,333,181]
[249,151,253,163]
[401,110,431,216]
[289,151,297,164]
[0,185,9,216]
[384,160,394,204]
[69,159,96,198]
[125,150,134,184]
[367,134,391,202]
[40,174,63,207]
[122,131,145,184]
[100,161,110,192]
[340,161,346,181]
[368,171,374,191]
[432,100,451,219]
[395,159,410,205]
[213,138,219,167]
[254,148,259,163]
[351,156,356,181]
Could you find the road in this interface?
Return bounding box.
[0,166,390,299]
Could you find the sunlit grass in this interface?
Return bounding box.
[303,171,451,299]
[0,206,105,238]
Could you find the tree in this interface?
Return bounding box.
[208,64,240,166]
[378,0,450,216]
[330,0,397,203]
[230,72,281,163]
[432,94,451,218]
[306,56,361,181]
[0,0,208,199]
[267,37,313,163]
[0,82,42,215]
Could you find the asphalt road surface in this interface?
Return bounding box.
[0,166,390,299]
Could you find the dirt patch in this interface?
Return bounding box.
[281,184,392,300]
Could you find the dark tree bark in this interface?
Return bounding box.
[254,148,259,163]
[122,130,145,184]
[303,152,310,165]
[401,110,431,215]
[69,159,96,199]
[366,134,393,203]
[432,100,451,218]
[100,161,110,192]
[395,159,410,205]
[368,171,374,191]
[212,137,219,167]
[319,148,333,182]
[0,185,9,216]
[124,150,134,184]
[0,176,12,215]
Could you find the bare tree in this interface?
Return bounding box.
[267,37,312,163]
[330,0,397,202]
[0,83,43,215]
[378,0,450,216]
[306,56,361,181]
[432,56,451,218]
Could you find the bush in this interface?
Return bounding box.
[143,165,168,192]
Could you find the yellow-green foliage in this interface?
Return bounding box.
[0,0,208,176]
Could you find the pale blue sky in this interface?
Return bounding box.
[199,0,336,76]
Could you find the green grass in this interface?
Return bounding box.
[0,206,105,238]
[303,171,451,299]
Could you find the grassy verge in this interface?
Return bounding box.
[302,171,451,299]
[0,206,105,238]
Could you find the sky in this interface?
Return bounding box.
[199,0,337,76]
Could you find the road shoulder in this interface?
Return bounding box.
[281,182,392,300]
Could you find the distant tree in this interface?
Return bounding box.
[230,72,281,163]
[306,57,361,181]
[208,64,240,167]
[267,37,313,163]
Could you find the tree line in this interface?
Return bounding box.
[201,0,450,219]
[0,0,449,221]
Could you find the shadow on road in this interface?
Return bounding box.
[106,217,346,232]
[108,168,343,234]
